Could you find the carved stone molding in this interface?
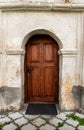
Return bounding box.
[0,2,84,11]
[6,49,25,55]
[58,49,78,55]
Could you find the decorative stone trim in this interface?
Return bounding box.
[6,49,25,55]
[58,49,78,55]
[1,2,84,11]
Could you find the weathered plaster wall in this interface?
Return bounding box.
[4,11,77,50]
[0,39,1,88]
[0,0,19,3]
[0,0,84,4]
[82,13,84,87]
[0,1,84,112]
[72,0,84,4]
[6,55,21,87]
[0,10,80,111]
[0,54,23,111]
[0,10,2,88]
[61,55,77,110]
[0,0,64,4]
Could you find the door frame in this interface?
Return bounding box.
[24,34,59,103]
[21,29,63,106]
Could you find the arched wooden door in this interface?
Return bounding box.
[24,35,59,103]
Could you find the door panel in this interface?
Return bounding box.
[25,35,59,103]
[44,44,53,62]
[44,67,54,96]
[31,68,43,97]
[26,44,41,65]
[31,44,40,62]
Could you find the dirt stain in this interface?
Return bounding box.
[62,74,75,109]
[16,68,21,77]
[65,0,71,3]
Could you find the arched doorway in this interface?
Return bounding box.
[24,34,59,103]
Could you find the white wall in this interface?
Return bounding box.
[72,0,84,4]
[0,11,2,87]
[0,2,84,111]
[0,0,84,4]
[1,11,78,89]
[0,0,64,3]
[4,11,77,50]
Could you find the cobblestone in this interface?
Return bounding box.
[24,115,38,120]
[66,118,79,127]
[78,126,84,130]
[15,117,28,126]
[31,117,46,126]
[0,117,11,123]
[21,124,36,130]
[8,112,22,120]
[56,112,68,120]
[75,112,84,118]
[40,124,55,130]
[0,109,84,130]
[2,123,17,130]
[59,124,75,130]
[49,118,63,126]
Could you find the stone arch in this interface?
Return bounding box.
[22,29,63,49]
[21,29,62,108]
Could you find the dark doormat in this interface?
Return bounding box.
[25,103,57,115]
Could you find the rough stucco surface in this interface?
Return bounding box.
[0,1,84,112]
[0,0,64,3]
[0,86,21,111]
[6,55,21,87]
[4,12,77,50]
[0,55,2,87]
[62,74,75,110]
[0,0,84,4]
[72,0,84,3]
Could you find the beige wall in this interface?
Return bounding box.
[0,1,84,111]
[0,0,84,4]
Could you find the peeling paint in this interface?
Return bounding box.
[16,67,21,77]
[62,74,75,110]
[0,86,22,111]
[72,86,84,112]
[0,1,83,112]
[5,56,21,87]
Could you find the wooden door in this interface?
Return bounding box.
[24,35,59,103]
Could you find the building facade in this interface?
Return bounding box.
[0,0,84,112]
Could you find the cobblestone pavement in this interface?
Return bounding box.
[0,107,84,130]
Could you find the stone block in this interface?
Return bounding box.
[3,123,17,130]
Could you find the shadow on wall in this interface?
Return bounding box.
[0,86,21,111]
[65,0,71,3]
[72,86,84,113]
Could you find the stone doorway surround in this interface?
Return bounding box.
[21,30,78,111]
[1,29,78,112]
[0,28,81,112]
[23,30,63,109]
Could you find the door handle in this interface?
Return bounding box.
[27,67,34,76]
[27,67,34,71]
